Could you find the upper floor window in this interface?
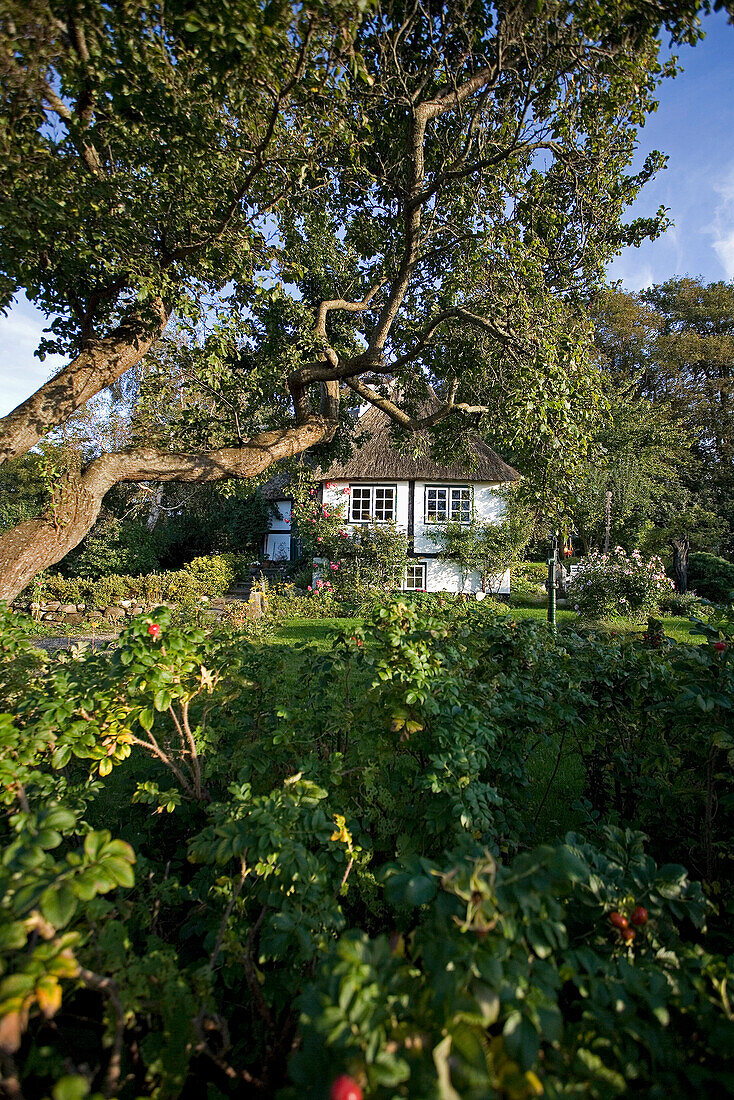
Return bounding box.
[350,485,396,523]
[425,486,472,524]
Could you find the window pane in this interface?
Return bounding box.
[405,563,425,590]
[426,487,448,522]
[450,487,471,523]
[351,487,372,521]
[374,487,395,522]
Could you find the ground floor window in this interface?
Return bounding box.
[404,562,426,591]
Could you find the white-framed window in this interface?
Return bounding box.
[404,562,426,591]
[425,486,472,524]
[349,484,396,523]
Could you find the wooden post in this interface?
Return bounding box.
[547,532,558,626]
[671,533,690,594]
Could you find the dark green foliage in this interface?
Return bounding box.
[152,486,274,568]
[688,552,734,602]
[294,832,728,1099]
[0,452,51,533]
[60,516,161,579]
[1,598,733,1097]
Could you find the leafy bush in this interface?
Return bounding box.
[62,516,160,579]
[256,576,345,619]
[510,560,548,602]
[566,547,674,620]
[183,554,238,596]
[24,555,239,615]
[658,588,709,617]
[292,481,408,597]
[1,598,733,1096]
[688,551,734,603]
[294,830,731,1099]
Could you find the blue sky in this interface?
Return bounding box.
[1,13,733,417]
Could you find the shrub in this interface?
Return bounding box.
[184,553,238,597]
[88,573,131,609]
[566,547,674,620]
[256,576,345,619]
[2,598,733,1096]
[658,588,709,617]
[294,830,732,1099]
[688,551,734,603]
[510,560,548,602]
[63,516,160,579]
[292,481,408,597]
[23,556,239,617]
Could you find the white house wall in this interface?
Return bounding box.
[412,481,504,555]
[314,479,510,595]
[423,559,510,595]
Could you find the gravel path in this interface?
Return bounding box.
[31,635,119,654]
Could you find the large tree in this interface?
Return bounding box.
[583,281,734,556]
[0,0,729,599]
[642,279,734,500]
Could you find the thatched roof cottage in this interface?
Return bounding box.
[261,405,519,594]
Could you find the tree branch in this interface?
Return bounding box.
[77,968,125,1099]
[0,299,170,466]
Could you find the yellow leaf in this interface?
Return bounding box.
[199,665,216,692]
[525,1071,544,1096]
[330,814,353,850]
[36,977,62,1019]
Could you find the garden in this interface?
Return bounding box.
[3,0,734,1096]
[1,582,734,1099]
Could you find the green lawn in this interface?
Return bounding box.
[505,602,704,643]
[268,617,362,648]
[267,604,704,647]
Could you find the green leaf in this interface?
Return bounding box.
[84,830,111,862]
[154,689,171,712]
[40,880,77,928]
[139,707,154,732]
[53,1076,91,1100]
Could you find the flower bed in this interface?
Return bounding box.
[567,547,674,620]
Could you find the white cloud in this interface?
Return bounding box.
[713,232,734,279]
[709,165,734,279]
[0,295,65,417]
[606,256,656,292]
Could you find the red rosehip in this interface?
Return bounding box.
[609,911,628,930]
[621,927,636,944]
[630,905,648,927]
[714,641,727,652]
[330,1075,363,1100]
[147,623,161,639]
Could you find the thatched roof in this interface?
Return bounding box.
[322,405,520,483]
[258,470,293,501]
[258,404,519,498]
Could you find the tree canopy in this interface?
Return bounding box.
[566,282,734,557]
[0,0,731,597]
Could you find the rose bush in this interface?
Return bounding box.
[566,547,674,620]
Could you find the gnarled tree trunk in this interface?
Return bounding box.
[0,416,334,603]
